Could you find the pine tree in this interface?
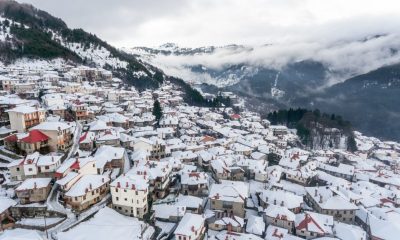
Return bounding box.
[347,135,358,152]
[152,99,163,124]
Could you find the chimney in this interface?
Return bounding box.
[89,184,92,190]
[227,223,232,232]
[126,182,129,188]
[314,189,318,197]
[281,201,284,207]
[102,178,104,183]
[34,182,37,189]
[132,184,136,190]
[319,194,323,203]
[117,182,121,188]
[274,199,277,205]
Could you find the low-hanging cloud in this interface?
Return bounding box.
[135,33,400,87]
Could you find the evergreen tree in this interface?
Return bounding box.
[152,99,163,124]
[347,135,358,152]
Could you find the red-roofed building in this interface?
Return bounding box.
[79,131,95,151]
[230,114,241,120]
[5,130,50,155]
[295,212,333,239]
[20,130,49,144]
[79,132,88,143]
[19,130,50,155]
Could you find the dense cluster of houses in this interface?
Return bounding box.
[0,62,400,240]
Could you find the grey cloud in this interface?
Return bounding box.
[16,0,400,85]
[17,0,400,48]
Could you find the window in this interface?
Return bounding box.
[124,198,127,201]
[28,168,33,171]
[116,188,118,192]
[16,167,20,171]
[116,197,119,201]
[222,201,233,209]
[45,166,50,170]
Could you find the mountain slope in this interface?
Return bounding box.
[0,0,221,107]
[306,64,400,141]
[131,43,400,141]
[0,0,163,90]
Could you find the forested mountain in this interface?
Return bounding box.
[0,0,222,107]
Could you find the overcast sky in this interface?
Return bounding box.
[18,0,400,48]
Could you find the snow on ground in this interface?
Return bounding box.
[58,207,153,240]
[47,194,110,238]
[1,58,68,71]
[123,151,131,173]
[0,228,44,240]
[0,154,17,163]
[0,146,23,158]
[0,17,11,42]
[62,42,128,69]
[16,217,65,227]
[245,209,259,219]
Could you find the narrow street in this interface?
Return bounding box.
[46,121,82,213]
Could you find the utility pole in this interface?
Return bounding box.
[44,214,48,239]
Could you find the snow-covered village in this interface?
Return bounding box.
[0,58,399,240]
[1,1,400,240]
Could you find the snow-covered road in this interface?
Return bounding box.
[65,121,82,160]
[48,195,111,239]
[46,121,82,212]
